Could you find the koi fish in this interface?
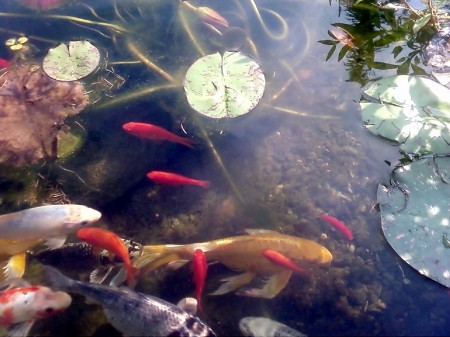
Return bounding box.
[134,229,332,299]
[0,59,11,69]
[76,227,139,287]
[0,205,101,283]
[44,266,216,337]
[147,171,210,189]
[123,122,194,148]
[239,317,307,337]
[320,213,353,240]
[193,249,207,313]
[262,249,311,274]
[0,284,71,337]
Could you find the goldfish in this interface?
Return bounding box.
[0,59,11,69]
[0,284,71,337]
[239,317,307,337]
[193,249,207,313]
[76,227,139,287]
[147,171,211,189]
[33,239,143,286]
[0,205,101,283]
[44,266,216,337]
[123,122,194,148]
[262,249,311,274]
[320,213,353,240]
[134,229,332,299]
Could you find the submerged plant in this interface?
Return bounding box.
[0,64,89,166]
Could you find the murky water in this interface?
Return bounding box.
[0,0,449,336]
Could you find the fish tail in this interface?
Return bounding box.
[44,265,75,291]
[126,265,140,288]
[178,137,195,149]
[134,244,189,274]
[197,180,211,189]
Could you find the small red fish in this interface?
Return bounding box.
[147,171,210,189]
[193,249,207,313]
[77,227,139,287]
[0,285,71,336]
[320,213,353,240]
[123,122,194,148]
[0,59,11,69]
[262,249,310,274]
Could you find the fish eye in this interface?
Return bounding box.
[80,220,89,226]
[45,307,54,314]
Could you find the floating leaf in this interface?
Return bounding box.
[361,75,450,155]
[378,156,450,287]
[184,51,265,119]
[43,40,100,81]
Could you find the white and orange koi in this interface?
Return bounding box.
[0,285,71,337]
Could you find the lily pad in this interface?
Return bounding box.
[43,40,100,81]
[361,75,450,155]
[184,51,265,118]
[378,156,450,287]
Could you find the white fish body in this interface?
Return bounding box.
[239,317,307,337]
[45,266,216,337]
[0,285,72,337]
[0,205,101,244]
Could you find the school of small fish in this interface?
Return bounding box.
[0,67,357,335]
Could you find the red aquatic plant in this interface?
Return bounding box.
[0,64,89,166]
[20,0,66,10]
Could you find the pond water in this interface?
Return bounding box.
[0,0,449,336]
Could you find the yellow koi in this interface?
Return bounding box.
[135,229,332,299]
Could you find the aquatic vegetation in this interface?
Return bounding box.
[42,40,101,81]
[0,64,89,166]
[378,156,450,288]
[184,51,265,119]
[361,75,450,155]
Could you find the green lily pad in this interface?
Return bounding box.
[361,75,450,155]
[184,51,265,119]
[378,156,450,287]
[43,40,100,81]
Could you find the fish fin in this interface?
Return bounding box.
[167,259,189,270]
[178,137,195,149]
[1,253,27,282]
[44,265,75,290]
[126,266,140,288]
[177,297,198,315]
[109,267,127,286]
[236,270,292,299]
[209,272,255,296]
[90,266,114,284]
[244,229,281,236]
[7,320,34,337]
[198,180,211,189]
[45,236,67,250]
[0,277,30,291]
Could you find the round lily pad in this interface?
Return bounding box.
[43,40,100,81]
[184,51,265,119]
[378,156,450,287]
[361,75,450,155]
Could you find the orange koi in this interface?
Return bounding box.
[193,249,207,313]
[77,227,139,287]
[320,213,353,240]
[147,171,210,189]
[261,249,311,274]
[123,122,194,148]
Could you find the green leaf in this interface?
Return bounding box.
[325,44,337,62]
[392,45,403,58]
[361,75,450,155]
[318,39,338,46]
[413,14,431,34]
[378,156,450,288]
[184,51,265,119]
[337,45,350,61]
[43,40,101,81]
